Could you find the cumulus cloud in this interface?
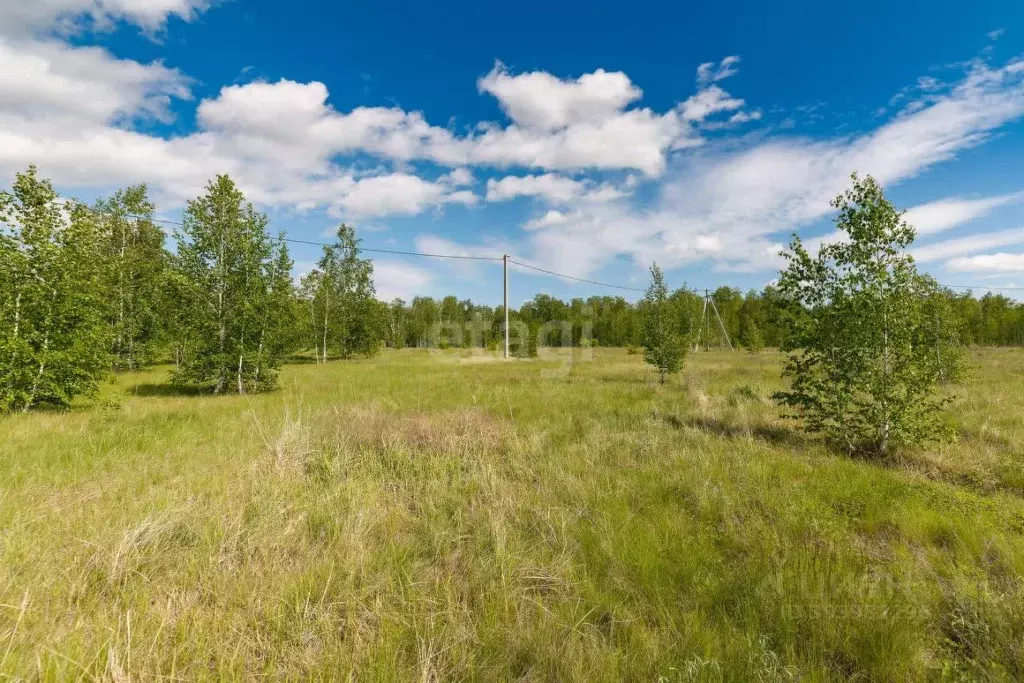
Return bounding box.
[486,174,585,203]
[0,36,756,215]
[3,0,1023,284]
[330,173,477,219]
[484,173,627,204]
[0,0,209,36]
[0,0,769,222]
[0,39,189,124]
[372,260,435,301]
[478,63,642,131]
[947,252,1024,273]
[498,57,1024,277]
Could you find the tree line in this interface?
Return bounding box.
[1,165,1021,417]
[0,167,380,411]
[384,284,1024,352]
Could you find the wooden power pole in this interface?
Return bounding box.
[503,254,509,359]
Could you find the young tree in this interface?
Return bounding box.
[738,311,765,352]
[0,166,111,412]
[642,263,686,383]
[258,235,301,370]
[385,298,407,348]
[172,175,283,393]
[95,185,168,370]
[301,224,379,361]
[774,174,965,455]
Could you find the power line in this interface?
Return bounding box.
[937,284,1024,292]
[508,257,646,292]
[279,236,502,261]
[78,207,1024,294]
[90,210,503,261]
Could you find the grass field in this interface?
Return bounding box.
[1,347,1023,681]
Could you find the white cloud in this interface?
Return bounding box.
[728,110,762,124]
[478,63,642,131]
[680,85,745,122]
[914,228,1024,263]
[462,60,756,176]
[0,39,189,124]
[444,167,474,186]
[0,62,479,215]
[696,56,741,87]
[486,174,585,202]
[502,57,1024,278]
[0,47,756,211]
[330,173,477,219]
[801,191,1024,256]
[3,0,1024,284]
[903,192,1024,236]
[0,0,764,214]
[0,0,208,36]
[525,209,577,229]
[196,79,463,166]
[465,108,687,176]
[372,260,434,301]
[191,64,752,181]
[414,234,506,260]
[412,234,509,281]
[485,173,628,204]
[947,252,1024,273]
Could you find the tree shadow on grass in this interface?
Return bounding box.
[663,413,805,447]
[128,383,206,398]
[284,354,320,365]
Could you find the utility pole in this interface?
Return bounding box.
[705,289,711,352]
[503,254,509,359]
[695,288,734,351]
[709,293,734,351]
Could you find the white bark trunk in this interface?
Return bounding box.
[24,288,56,412]
[321,289,330,364]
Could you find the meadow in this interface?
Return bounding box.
[0,347,1022,681]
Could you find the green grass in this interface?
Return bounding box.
[1,347,1023,681]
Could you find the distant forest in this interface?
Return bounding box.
[385,286,1024,351]
[4,164,1023,413]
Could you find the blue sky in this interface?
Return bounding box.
[2,0,1023,303]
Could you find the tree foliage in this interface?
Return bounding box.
[0,166,111,412]
[642,264,687,383]
[774,174,965,455]
[3,165,1023,415]
[738,309,765,353]
[95,185,167,370]
[301,224,380,361]
[171,175,288,393]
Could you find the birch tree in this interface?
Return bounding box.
[386,298,407,349]
[95,185,167,370]
[774,174,965,455]
[0,166,110,412]
[738,311,765,352]
[301,224,379,360]
[172,175,281,393]
[259,236,301,369]
[642,263,686,383]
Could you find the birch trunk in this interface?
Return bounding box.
[24,287,57,412]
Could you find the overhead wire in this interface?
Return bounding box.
[72,207,1024,294]
[507,257,646,292]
